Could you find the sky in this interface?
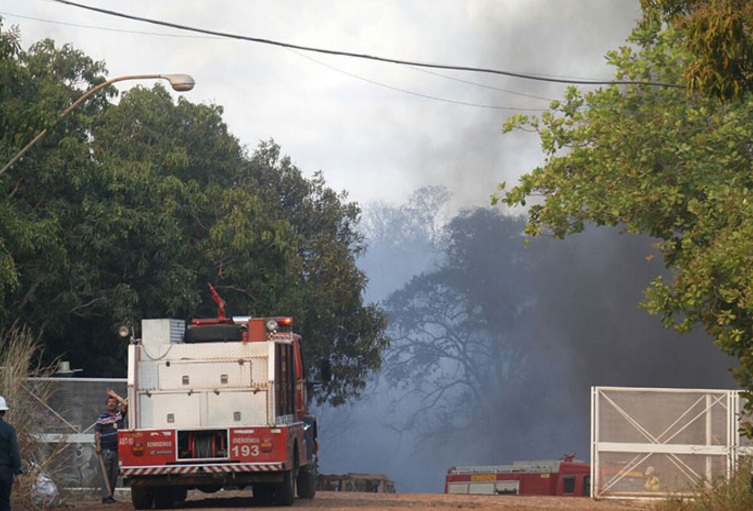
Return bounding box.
[2,0,642,212]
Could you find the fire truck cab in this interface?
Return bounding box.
[118,290,317,509]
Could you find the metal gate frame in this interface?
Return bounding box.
[591,386,747,499]
[26,377,127,490]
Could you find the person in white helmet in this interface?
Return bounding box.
[0,396,21,511]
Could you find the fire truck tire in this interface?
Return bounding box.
[274,470,295,506]
[145,485,188,509]
[297,466,317,499]
[184,324,243,343]
[131,486,154,510]
[174,486,188,503]
[153,487,174,509]
[252,484,273,505]
[196,483,222,493]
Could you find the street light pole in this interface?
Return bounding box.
[0,73,195,176]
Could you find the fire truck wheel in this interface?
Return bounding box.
[184,324,243,343]
[173,486,188,503]
[153,487,170,509]
[297,466,317,499]
[274,470,296,506]
[252,484,273,505]
[131,486,154,510]
[196,483,222,493]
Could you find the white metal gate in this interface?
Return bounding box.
[591,386,749,499]
[27,377,127,490]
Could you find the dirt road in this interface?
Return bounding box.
[69,490,655,511]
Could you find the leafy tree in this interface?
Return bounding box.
[0,23,27,316]
[361,186,451,250]
[243,142,389,404]
[0,28,109,335]
[496,16,753,414]
[381,205,735,461]
[383,209,539,450]
[359,186,450,302]
[641,0,753,99]
[0,23,387,405]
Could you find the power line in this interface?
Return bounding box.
[1,11,214,39]
[2,9,549,111]
[47,0,682,89]
[410,67,554,102]
[287,48,548,112]
[1,9,612,95]
[3,10,549,103]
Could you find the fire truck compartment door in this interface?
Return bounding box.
[494,480,520,495]
[157,361,251,389]
[446,483,468,494]
[468,482,497,495]
[138,392,202,428]
[206,390,269,426]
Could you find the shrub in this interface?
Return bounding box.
[0,325,59,509]
[653,459,753,511]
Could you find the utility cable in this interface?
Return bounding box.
[287,48,548,111]
[47,0,683,89]
[1,11,212,38]
[410,67,554,102]
[3,9,550,110]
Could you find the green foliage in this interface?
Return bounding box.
[241,142,389,404]
[498,16,753,404]
[641,0,753,99]
[0,20,387,405]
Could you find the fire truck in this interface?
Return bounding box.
[117,287,318,509]
[444,455,590,497]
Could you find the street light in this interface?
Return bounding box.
[0,73,195,176]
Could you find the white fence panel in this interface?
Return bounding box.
[591,386,745,499]
[27,377,127,490]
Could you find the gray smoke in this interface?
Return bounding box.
[314,0,730,495]
[401,1,643,212]
[528,229,736,451]
[315,214,735,493]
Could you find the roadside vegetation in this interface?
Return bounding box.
[653,462,753,511]
[0,326,60,509]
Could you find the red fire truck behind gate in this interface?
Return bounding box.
[117,288,318,509]
[444,456,590,497]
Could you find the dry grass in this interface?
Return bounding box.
[0,325,61,509]
[652,462,753,511]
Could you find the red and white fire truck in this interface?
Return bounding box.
[117,286,318,509]
[444,455,590,497]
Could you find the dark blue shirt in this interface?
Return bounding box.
[0,418,21,474]
[95,409,126,451]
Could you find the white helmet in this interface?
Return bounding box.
[0,396,9,411]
